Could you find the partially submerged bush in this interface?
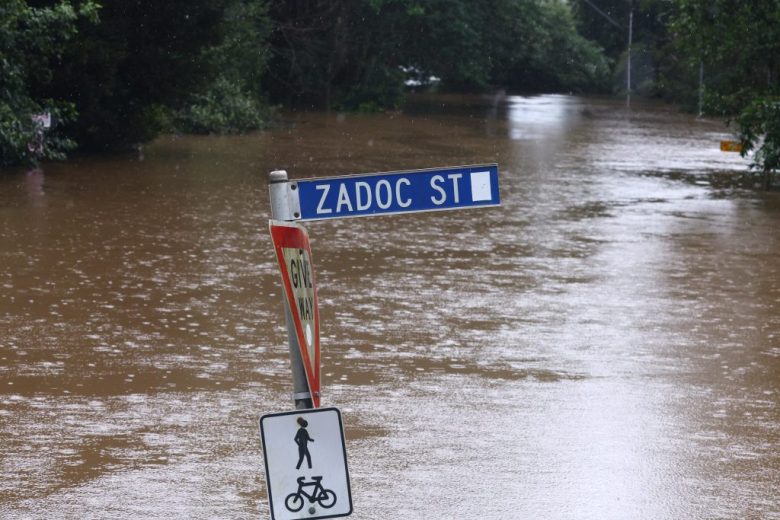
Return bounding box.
[173,78,272,135]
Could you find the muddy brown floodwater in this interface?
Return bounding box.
[1,94,779,519]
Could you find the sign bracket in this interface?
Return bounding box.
[269,170,302,222]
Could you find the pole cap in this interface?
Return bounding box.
[269,170,288,184]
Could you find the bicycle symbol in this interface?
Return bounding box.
[284,476,337,512]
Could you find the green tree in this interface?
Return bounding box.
[266,0,410,110]
[42,0,228,151]
[497,0,610,92]
[400,0,608,93]
[0,0,97,167]
[398,0,494,91]
[266,0,610,110]
[174,0,273,134]
[738,98,780,187]
[671,0,780,182]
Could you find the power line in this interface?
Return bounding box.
[580,0,624,30]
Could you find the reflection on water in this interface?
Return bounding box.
[1,94,778,519]
[24,169,46,207]
[507,94,575,140]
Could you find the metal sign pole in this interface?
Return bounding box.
[269,170,314,410]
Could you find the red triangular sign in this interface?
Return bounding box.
[269,221,321,408]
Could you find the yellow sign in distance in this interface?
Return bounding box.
[720,140,743,153]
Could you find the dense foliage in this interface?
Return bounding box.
[0,0,97,167]
[3,0,612,166]
[737,98,780,181]
[1,0,779,178]
[266,0,609,109]
[174,0,272,134]
[39,0,228,151]
[670,0,780,178]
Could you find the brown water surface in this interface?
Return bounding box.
[1,94,779,519]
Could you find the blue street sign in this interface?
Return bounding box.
[291,164,499,221]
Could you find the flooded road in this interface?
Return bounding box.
[1,94,779,519]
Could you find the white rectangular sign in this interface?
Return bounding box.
[260,408,352,519]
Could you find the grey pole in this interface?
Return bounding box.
[626,7,633,107]
[269,170,314,410]
[698,60,704,117]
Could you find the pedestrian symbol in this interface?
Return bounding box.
[260,407,352,519]
[295,417,314,470]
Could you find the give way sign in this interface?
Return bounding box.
[270,220,321,408]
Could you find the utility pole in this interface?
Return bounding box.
[626,5,633,107]
[698,61,704,117]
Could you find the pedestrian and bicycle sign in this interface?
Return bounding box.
[260,408,352,520]
[270,220,321,408]
[279,164,499,221]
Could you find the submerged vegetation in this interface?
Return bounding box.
[1,0,779,178]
